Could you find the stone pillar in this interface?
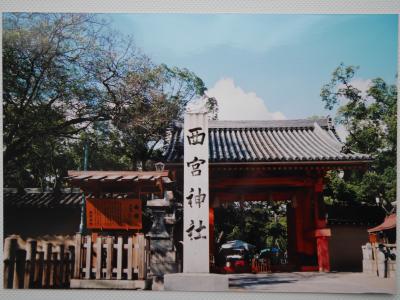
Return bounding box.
[183,111,210,273]
[164,110,228,291]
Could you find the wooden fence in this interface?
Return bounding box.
[362,243,396,278]
[74,233,150,281]
[3,237,75,289]
[251,258,271,273]
[4,233,150,289]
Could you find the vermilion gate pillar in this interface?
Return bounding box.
[314,178,331,272]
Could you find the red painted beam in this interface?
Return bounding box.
[211,177,315,189]
[214,192,298,203]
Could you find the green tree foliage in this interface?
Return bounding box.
[205,96,219,120]
[321,64,396,212]
[3,13,213,189]
[111,64,209,169]
[214,201,288,252]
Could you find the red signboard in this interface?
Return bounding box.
[86,198,142,230]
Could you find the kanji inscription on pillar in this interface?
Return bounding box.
[183,110,209,273]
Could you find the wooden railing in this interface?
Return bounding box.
[73,234,150,281]
[3,237,75,289]
[362,243,396,278]
[251,258,271,273]
[3,233,151,289]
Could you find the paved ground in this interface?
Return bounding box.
[229,272,396,294]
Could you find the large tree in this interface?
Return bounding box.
[110,64,209,169]
[3,13,209,189]
[321,64,396,212]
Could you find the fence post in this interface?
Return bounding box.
[3,237,17,288]
[34,251,44,288]
[67,245,75,285]
[126,237,133,280]
[116,237,123,280]
[51,249,58,288]
[105,237,113,279]
[85,235,92,279]
[138,234,145,280]
[145,237,150,279]
[13,249,26,289]
[66,251,72,286]
[95,237,102,279]
[74,234,82,279]
[24,239,37,288]
[57,245,65,287]
[42,242,52,288]
[132,235,138,276]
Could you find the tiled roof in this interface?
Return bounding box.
[4,188,83,208]
[67,170,171,183]
[164,118,372,163]
[368,214,396,232]
[4,172,174,209]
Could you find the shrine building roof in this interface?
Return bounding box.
[65,170,172,194]
[4,188,83,208]
[368,214,396,233]
[164,118,372,164]
[4,170,174,208]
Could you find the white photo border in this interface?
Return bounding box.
[0,1,399,300]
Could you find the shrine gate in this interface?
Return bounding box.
[164,114,371,274]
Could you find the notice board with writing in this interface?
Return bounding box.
[86,198,142,230]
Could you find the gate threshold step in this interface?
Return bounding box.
[70,279,152,290]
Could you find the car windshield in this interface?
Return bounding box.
[226,254,243,261]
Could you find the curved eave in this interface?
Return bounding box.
[166,159,372,168]
[163,118,373,165]
[209,159,372,166]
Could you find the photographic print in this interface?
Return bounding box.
[2,12,397,295]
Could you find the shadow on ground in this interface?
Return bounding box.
[230,274,297,287]
[227,272,396,294]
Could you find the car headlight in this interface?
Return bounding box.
[226,261,231,267]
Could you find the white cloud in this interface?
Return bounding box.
[350,78,372,98]
[205,78,286,121]
[338,78,372,104]
[335,124,349,142]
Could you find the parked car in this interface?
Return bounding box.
[216,240,256,273]
[223,250,252,273]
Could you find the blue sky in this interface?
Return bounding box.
[109,14,397,124]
